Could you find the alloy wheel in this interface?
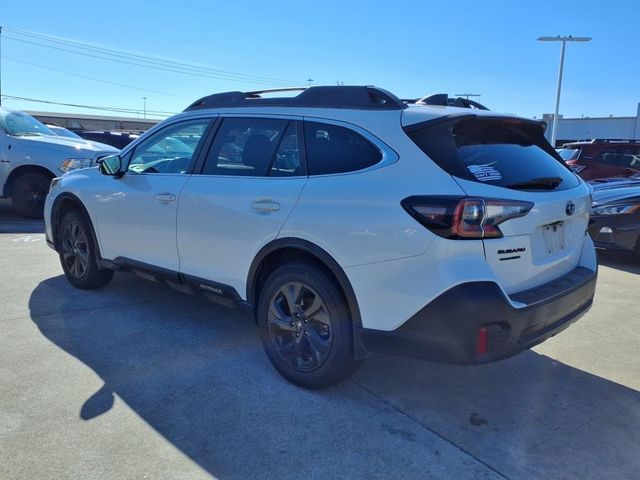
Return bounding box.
[267,281,333,371]
[61,221,89,278]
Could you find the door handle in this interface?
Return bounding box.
[155,193,176,204]
[251,199,281,213]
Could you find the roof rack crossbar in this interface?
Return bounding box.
[183,86,407,112]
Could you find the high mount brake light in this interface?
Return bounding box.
[402,196,533,239]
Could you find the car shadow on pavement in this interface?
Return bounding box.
[28,274,640,480]
[597,252,640,275]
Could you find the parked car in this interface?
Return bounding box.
[44,86,597,388]
[45,124,83,140]
[77,130,140,149]
[589,174,640,257]
[558,139,640,180]
[0,108,118,218]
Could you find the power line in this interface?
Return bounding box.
[1,55,193,99]
[4,34,296,87]
[3,27,304,87]
[5,27,300,84]
[1,94,176,117]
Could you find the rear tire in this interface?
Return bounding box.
[12,172,51,219]
[257,262,360,389]
[58,210,114,289]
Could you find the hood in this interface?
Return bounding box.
[589,175,640,191]
[592,184,640,207]
[13,134,118,154]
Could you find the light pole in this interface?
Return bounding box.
[142,97,147,119]
[537,35,591,146]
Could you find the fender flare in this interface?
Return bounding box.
[51,192,103,263]
[246,237,362,331]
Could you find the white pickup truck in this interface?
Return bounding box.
[0,108,117,218]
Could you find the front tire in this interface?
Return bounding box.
[58,210,114,289]
[12,172,51,219]
[257,262,360,389]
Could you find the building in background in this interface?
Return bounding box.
[543,103,640,146]
[28,111,159,133]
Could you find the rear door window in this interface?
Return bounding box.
[594,147,622,166]
[621,147,640,168]
[304,121,382,175]
[406,117,580,191]
[202,117,288,176]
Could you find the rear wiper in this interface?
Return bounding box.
[507,177,563,190]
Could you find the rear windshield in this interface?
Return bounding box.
[406,117,580,191]
[557,147,581,161]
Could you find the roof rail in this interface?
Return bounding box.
[184,86,407,112]
[408,94,490,111]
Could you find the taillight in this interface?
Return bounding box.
[402,196,533,239]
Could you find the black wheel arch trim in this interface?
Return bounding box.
[247,237,366,359]
[51,192,103,264]
[247,238,363,333]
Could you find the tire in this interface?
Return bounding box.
[58,210,114,289]
[12,172,51,219]
[257,262,360,389]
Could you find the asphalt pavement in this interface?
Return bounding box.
[1,200,639,480]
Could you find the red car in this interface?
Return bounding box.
[557,139,640,181]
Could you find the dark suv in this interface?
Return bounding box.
[557,139,640,181]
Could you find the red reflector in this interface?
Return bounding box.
[476,327,488,355]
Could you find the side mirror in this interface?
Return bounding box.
[98,155,124,178]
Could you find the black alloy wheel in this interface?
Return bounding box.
[257,262,360,389]
[57,210,114,289]
[61,219,90,279]
[267,281,333,371]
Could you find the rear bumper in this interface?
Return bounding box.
[360,266,597,364]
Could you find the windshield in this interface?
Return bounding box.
[557,147,581,161]
[48,125,82,139]
[0,110,55,136]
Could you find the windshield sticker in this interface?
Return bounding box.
[467,164,502,182]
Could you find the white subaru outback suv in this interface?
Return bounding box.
[44,86,597,389]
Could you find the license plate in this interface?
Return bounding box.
[542,221,565,255]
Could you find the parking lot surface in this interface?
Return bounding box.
[1,201,639,480]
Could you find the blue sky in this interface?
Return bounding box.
[1,0,638,120]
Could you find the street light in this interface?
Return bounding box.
[537,35,591,146]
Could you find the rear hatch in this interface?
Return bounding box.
[405,114,591,294]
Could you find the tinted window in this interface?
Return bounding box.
[203,118,288,176]
[304,121,382,175]
[621,147,640,167]
[407,118,580,191]
[557,147,581,161]
[129,120,209,174]
[595,147,640,168]
[595,148,621,166]
[270,122,304,177]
